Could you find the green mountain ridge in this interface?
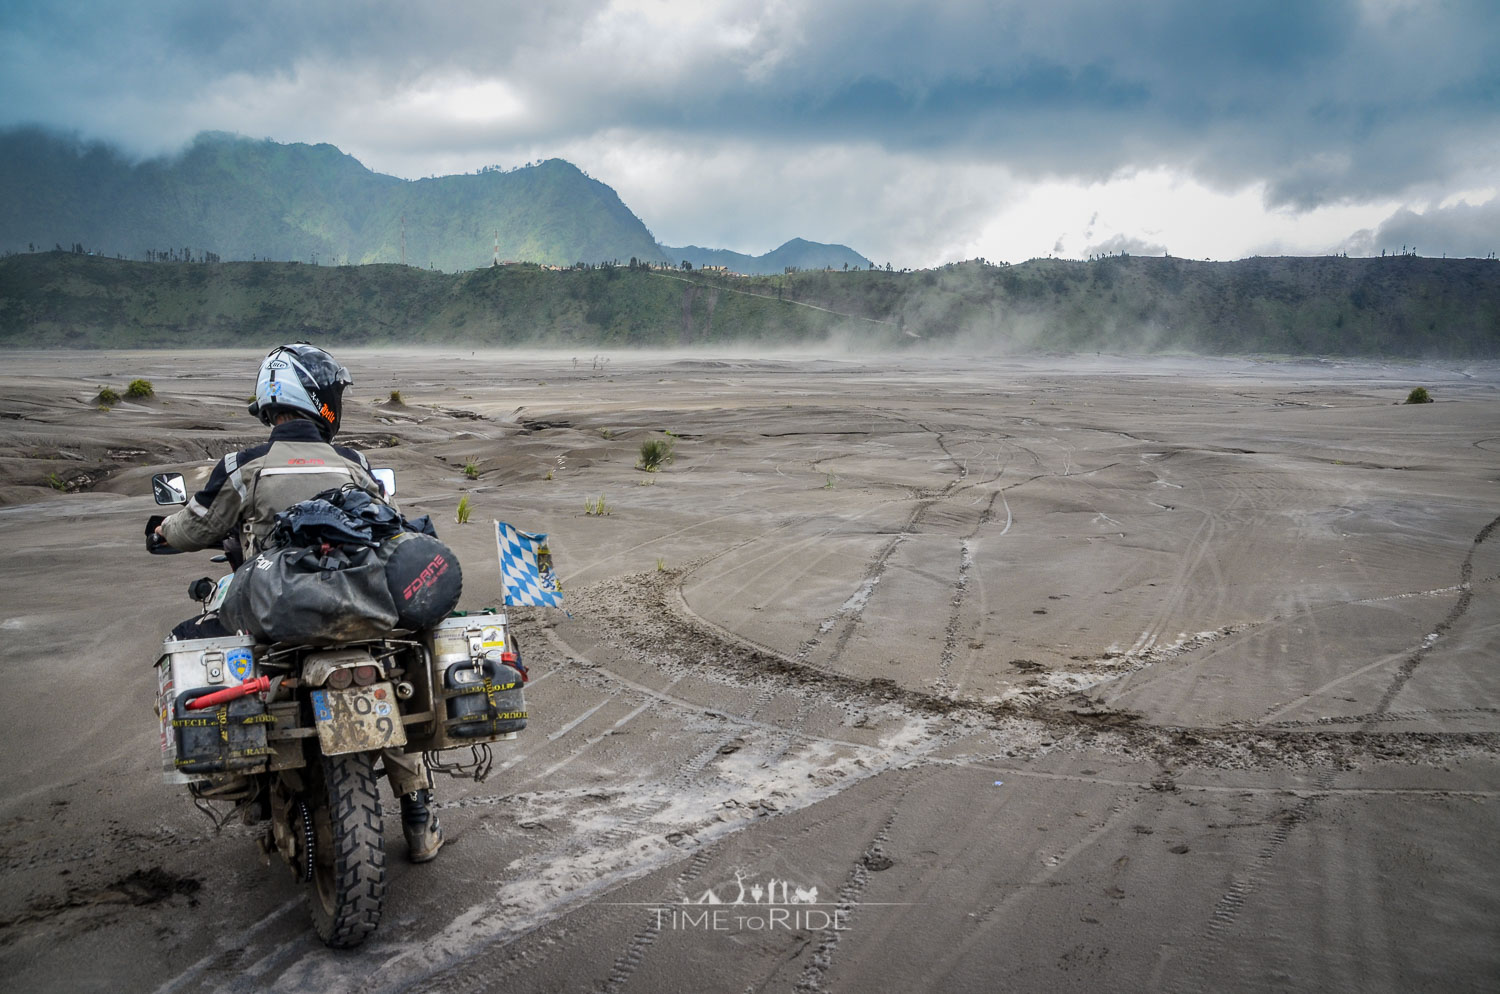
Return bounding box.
[0,129,660,269]
[0,128,870,274]
[662,237,873,275]
[3,252,1496,356]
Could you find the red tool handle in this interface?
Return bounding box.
[185,675,270,710]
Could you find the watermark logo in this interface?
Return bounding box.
[648,869,849,934]
[693,869,819,905]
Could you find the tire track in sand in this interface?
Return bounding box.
[792,784,910,993]
[792,422,993,674]
[935,490,1002,696]
[1164,512,1500,993]
[1371,513,1499,715]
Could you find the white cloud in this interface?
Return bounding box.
[946,169,1404,266]
[1340,196,1500,259]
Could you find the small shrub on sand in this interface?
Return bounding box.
[463,457,480,479]
[637,437,675,472]
[96,386,120,405]
[1404,387,1432,404]
[389,389,404,405]
[126,379,154,399]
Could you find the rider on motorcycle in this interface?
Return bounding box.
[153,343,444,863]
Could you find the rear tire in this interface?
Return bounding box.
[308,752,385,948]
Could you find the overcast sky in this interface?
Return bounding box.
[3,0,1497,267]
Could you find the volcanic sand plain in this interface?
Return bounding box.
[0,350,1497,993]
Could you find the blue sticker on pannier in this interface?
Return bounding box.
[226,648,254,682]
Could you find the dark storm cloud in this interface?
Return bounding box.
[1,0,585,78]
[519,0,1497,210]
[0,1,590,151]
[2,0,1496,221]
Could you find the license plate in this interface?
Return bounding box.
[310,684,407,755]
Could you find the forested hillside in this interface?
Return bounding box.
[2,252,1496,356]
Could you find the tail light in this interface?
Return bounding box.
[353,665,378,686]
[327,667,354,690]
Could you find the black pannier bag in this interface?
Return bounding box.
[219,486,461,644]
[220,543,399,644]
[380,531,463,631]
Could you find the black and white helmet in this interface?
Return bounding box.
[248,344,352,441]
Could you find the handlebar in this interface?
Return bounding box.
[145,515,184,555]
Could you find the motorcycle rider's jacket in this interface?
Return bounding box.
[160,418,389,556]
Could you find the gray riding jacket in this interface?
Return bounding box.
[160,418,389,555]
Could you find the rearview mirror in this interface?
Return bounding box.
[152,473,188,505]
[371,467,397,498]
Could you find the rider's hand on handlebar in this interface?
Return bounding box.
[145,515,177,553]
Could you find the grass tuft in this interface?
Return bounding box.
[637,436,675,472]
[1404,386,1433,404]
[455,493,472,524]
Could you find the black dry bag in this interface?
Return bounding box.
[380,531,463,631]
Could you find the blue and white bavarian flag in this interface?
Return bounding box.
[496,521,564,607]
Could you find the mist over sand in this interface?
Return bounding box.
[1,350,1497,992]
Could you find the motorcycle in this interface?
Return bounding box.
[146,470,526,948]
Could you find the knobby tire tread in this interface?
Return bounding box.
[312,752,386,948]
